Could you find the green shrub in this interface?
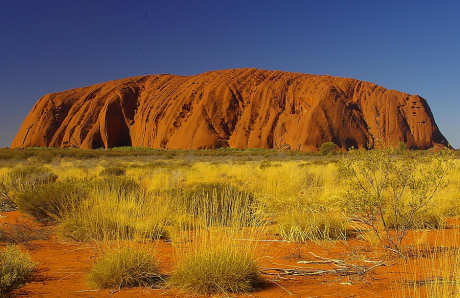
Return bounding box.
[171,183,258,226]
[0,245,36,295]
[319,142,338,155]
[338,149,455,253]
[171,246,261,294]
[88,247,161,289]
[16,179,88,222]
[99,167,126,177]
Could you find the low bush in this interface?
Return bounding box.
[259,160,281,169]
[171,244,261,294]
[34,150,55,163]
[0,245,36,295]
[88,247,161,289]
[339,149,455,253]
[319,142,338,155]
[99,167,126,177]
[16,179,89,222]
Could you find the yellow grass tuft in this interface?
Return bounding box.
[88,246,161,289]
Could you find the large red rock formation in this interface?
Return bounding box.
[12,68,449,151]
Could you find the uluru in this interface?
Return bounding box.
[11,68,449,151]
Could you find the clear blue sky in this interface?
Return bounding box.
[1,0,459,148]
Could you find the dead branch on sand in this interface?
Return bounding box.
[260,252,385,277]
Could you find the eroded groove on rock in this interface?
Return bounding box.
[12,68,449,150]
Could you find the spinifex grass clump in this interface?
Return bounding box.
[171,231,262,295]
[170,183,264,295]
[91,176,140,197]
[278,209,349,241]
[59,177,169,241]
[1,165,57,195]
[0,245,36,295]
[99,167,126,177]
[88,246,161,289]
[171,183,258,227]
[259,167,349,241]
[16,179,89,222]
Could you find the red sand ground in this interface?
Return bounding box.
[2,211,459,297]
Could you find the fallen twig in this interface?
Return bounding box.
[270,279,294,296]
[74,289,98,293]
[260,252,385,277]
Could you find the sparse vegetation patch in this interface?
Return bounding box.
[0,245,36,295]
[171,242,261,294]
[88,247,161,289]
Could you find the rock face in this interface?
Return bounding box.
[12,68,449,151]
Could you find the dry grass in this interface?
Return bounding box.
[58,189,169,241]
[396,227,460,297]
[171,228,262,295]
[169,182,264,294]
[88,246,161,289]
[15,179,88,222]
[278,209,349,241]
[1,165,57,197]
[0,148,458,295]
[171,241,261,294]
[0,245,36,295]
